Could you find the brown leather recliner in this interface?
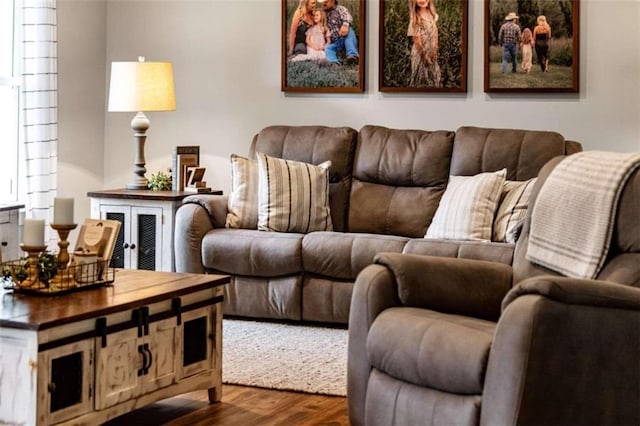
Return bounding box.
[347,156,640,426]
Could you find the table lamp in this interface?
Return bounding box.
[108,57,176,190]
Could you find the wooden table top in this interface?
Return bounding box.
[87,189,222,201]
[0,269,229,331]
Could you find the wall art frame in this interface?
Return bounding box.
[282,0,365,93]
[484,0,579,93]
[379,0,468,93]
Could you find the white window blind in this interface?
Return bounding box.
[21,0,58,247]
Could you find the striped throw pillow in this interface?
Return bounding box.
[426,169,506,241]
[225,154,259,229]
[493,178,537,243]
[256,153,333,233]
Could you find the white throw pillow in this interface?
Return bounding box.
[493,178,537,243]
[225,154,259,229]
[425,169,507,241]
[256,153,333,233]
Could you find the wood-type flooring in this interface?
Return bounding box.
[104,384,348,426]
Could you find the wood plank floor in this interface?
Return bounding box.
[104,385,349,425]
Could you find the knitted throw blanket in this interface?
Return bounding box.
[527,151,640,279]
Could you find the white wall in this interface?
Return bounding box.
[58,0,640,209]
[57,0,107,243]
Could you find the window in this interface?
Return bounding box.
[0,0,20,202]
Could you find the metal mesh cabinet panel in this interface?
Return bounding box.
[137,214,156,271]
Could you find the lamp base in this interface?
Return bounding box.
[126,181,149,190]
[129,112,150,190]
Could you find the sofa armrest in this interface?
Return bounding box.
[502,275,640,312]
[482,277,640,426]
[174,194,228,273]
[182,194,229,227]
[375,252,513,321]
[347,264,401,426]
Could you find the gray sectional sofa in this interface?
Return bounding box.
[174,125,581,325]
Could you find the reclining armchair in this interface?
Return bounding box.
[347,156,640,426]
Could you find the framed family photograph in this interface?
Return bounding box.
[282,0,365,93]
[484,0,579,93]
[379,0,468,92]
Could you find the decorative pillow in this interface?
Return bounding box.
[256,153,333,233]
[493,178,537,243]
[225,154,259,229]
[425,169,506,241]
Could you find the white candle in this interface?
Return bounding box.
[53,197,74,225]
[23,219,45,246]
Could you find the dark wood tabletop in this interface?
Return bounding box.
[0,269,229,331]
[87,189,222,201]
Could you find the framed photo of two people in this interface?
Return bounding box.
[485,0,579,92]
[282,0,365,93]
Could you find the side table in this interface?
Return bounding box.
[87,189,222,272]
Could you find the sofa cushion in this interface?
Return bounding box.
[223,275,302,320]
[426,169,506,241]
[451,126,571,180]
[202,228,303,276]
[367,307,495,394]
[349,125,454,237]
[249,125,357,232]
[225,154,259,229]
[493,178,536,243]
[302,231,409,279]
[256,153,333,233]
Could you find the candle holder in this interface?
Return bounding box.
[18,244,47,289]
[50,223,77,270]
[50,223,78,289]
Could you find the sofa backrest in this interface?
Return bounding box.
[248,125,358,232]
[451,126,582,180]
[348,125,455,237]
[513,157,640,287]
[348,125,583,238]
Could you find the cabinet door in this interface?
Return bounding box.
[100,204,130,269]
[94,327,142,410]
[179,306,215,379]
[130,207,163,271]
[0,210,19,262]
[37,339,94,425]
[142,317,179,394]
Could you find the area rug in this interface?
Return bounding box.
[222,319,348,396]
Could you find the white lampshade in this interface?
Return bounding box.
[108,59,176,112]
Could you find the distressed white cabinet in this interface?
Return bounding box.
[88,189,219,272]
[0,203,23,262]
[0,269,227,426]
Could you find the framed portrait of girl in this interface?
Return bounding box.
[379,0,468,92]
[484,0,580,93]
[282,0,365,93]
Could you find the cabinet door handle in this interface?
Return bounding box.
[123,243,129,249]
[143,344,153,372]
[137,344,148,376]
[130,243,136,250]
[1,241,7,247]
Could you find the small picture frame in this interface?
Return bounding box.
[282,0,365,93]
[484,0,579,93]
[379,0,468,92]
[74,218,121,263]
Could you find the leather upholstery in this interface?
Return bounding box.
[348,162,640,426]
[248,125,357,232]
[175,124,582,325]
[349,125,454,237]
